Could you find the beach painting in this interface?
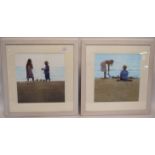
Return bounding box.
[16,53,65,103]
[94,53,142,102]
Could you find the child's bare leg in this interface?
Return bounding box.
[104,71,107,78]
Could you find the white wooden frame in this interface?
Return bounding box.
[81,38,155,116]
[1,38,79,117]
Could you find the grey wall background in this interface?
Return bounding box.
[0,38,155,117]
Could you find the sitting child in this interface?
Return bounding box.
[120,65,129,81]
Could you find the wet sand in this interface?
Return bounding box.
[95,78,139,102]
[17,81,65,103]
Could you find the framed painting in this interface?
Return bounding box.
[81,38,154,116]
[1,38,79,117]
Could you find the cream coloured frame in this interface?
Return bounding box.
[1,38,79,117]
[81,38,155,116]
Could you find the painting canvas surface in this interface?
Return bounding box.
[94,53,141,102]
[16,53,65,103]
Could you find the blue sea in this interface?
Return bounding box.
[16,66,65,81]
[95,54,141,78]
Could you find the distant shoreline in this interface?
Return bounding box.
[17,80,64,83]
[95,69,141,79]
[16,66,65,81]
[95,76,140,80]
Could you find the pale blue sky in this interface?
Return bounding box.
[95,53,141,78]
[16,54,65,81]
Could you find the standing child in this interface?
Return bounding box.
[42,61,50,81]
[100,60,114,78]
[26,59,34,82]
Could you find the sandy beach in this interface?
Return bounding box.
[95,78,139,102]
[17,81,65,103]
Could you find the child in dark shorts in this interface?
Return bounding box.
[42,61,50,81]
